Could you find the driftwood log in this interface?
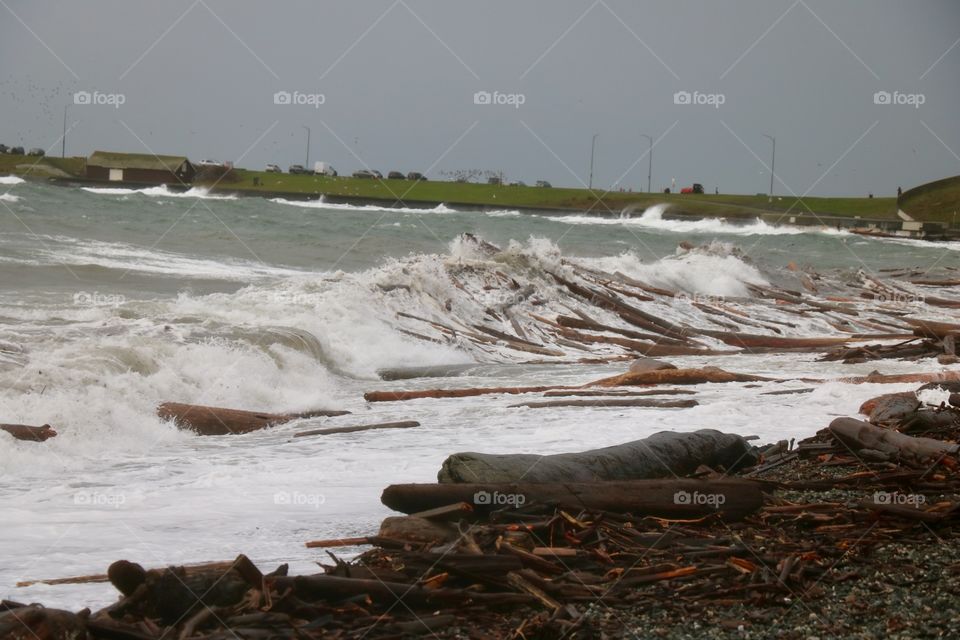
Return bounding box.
[0,423,58,442]
[157,403,349,436]
[382,478,764,520]
[829,417,960,463]
[590,366,771,387]
[437,429,757,483]
[294,420,420,437]
[507,398,698,409]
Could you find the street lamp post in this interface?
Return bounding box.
[302,125,311,168]
[588,133,599,190]
[62,104,70,158]
[762,133,776,198]
[640,134,653,193]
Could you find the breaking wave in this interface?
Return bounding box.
[0,175,25,185]
[82,185,237,200]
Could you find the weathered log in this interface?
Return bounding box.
[542,388,696,397]
[590,366,771,387]
[828,417,959,462]
[364,385,568,403]
[270,573,533,607]
[376,364,479,380]
[905,319,960,340]
[557,327,721,356]
[858,392,920,424]
[157,403,349,436]
[507,398,698,409]
[554,315,690,347]
[382,478,764,520]
[0,423,57,442]
[0,606,89,640]
[293,420,419,438]
[699,331,853,349]
[106,556,260,625]
[841,370,960,385]
[378,515,457,545]
[437,429,757,483]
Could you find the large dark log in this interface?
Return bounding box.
[437,429,757,483]
[699,331,854,349]
[590,366,771,387]
[157,403,349,436]
[905,319,960,340]
[106,556,260,625]
[382,478,764,520]
[828,417,960,462]
[0,423,57,442]
[0,606,89,640]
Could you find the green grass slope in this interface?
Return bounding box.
[900,175,960,225]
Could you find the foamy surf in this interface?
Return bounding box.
[82,185,237,200]
[0,194,20,203]
[0,175,25,185]
[270,196,458,215]
[543,203,833,237]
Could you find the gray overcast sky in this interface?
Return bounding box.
[1,0,958,196]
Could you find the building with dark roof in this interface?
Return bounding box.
[85,151,195,185]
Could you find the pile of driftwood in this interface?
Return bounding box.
[7,383,959,639]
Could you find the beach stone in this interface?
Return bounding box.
[628,357,677,374]
[379,516,456,544]
[859,392,920,424]
[937,354,960,365]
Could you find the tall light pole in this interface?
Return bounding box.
[302,125,311,168]
[62,104,70,158]
[588,133,599,190]
[640,134,652,193]
[762,133,776,198]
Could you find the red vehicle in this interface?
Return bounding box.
[680,183,704,194]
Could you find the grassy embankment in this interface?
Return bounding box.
[900,175,960,225]
[203,168,901,221]
[8,152,958,223]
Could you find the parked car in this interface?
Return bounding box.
[509,181,527,187]
[27,148,45,157]
[0,144,8,154]
[407,172,427,181]
[371,170,383,179]
[487,176,502,185]
[387,171,405,180]
[10,146,24,155]
[198,159,223,167]
[680,183,704,194]
[288,164,307,174]
[535,180,552,188]
[352,169,375,179]
[265,164,281,173]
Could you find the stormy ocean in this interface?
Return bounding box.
[1,176,958,609]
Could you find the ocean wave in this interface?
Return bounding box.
[270,196,457,214]
[82,185,237,200]
[0,193,20,203]
[0,175,25,185]
[542,203,843,237]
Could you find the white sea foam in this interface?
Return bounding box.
[543,203,845,237]
[0,193,20,202]
[82,185,237,200]
[0,175,25,185]
[271,196,457,214]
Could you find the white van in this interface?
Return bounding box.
[314,162,337,176]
